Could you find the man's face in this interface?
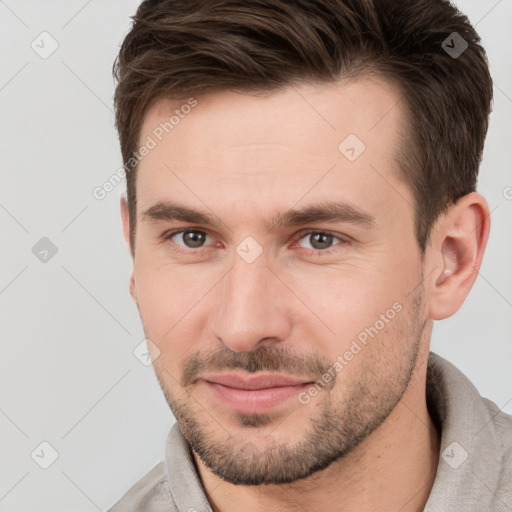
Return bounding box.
[125,77,429,485]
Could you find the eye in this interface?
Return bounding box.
[166,229,214,250]
[295,230,348,253]
[162,228,350,257]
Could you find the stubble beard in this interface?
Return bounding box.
[152,286,426,485]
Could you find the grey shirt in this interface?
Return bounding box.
[108,352,512,511]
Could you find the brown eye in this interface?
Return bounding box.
[183,230,206,248]
[169,229,211,249]
[298,232,340,251]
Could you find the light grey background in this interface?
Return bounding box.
[0,1,511,510]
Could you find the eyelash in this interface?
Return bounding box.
[161,228,351,257]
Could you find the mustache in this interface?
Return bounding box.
[181,345,334,387]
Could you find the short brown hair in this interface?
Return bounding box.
[113,0,493,255]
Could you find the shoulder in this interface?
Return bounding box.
[107,462,177,512]
[426,352,512,509]
[481,396,512,501]
[481,396,512,447]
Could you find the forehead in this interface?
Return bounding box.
[135,77,411,227]
[141,76,403,154]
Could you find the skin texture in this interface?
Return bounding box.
[121,77,490,511]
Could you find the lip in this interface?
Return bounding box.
[203,373,313,415]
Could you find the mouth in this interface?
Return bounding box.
[202,373,313,415]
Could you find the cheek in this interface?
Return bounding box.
[134,248,213,314]
[281,262,400,326]
[279,255,417,362]
[133,260,210,360]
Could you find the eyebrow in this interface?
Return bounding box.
[142,200,375,230]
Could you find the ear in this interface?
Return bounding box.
[426,192,490,320]
[120,195,132,251]
[120,195,137,302]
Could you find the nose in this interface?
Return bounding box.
[208,254,293,352]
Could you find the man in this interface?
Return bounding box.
[109,0,512,510]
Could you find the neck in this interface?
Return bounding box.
[194,348,440,512]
